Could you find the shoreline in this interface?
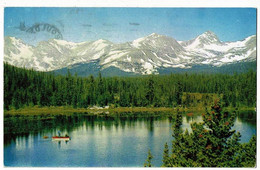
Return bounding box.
[4,106,255,116]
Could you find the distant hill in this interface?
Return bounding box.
[53,61,256,77]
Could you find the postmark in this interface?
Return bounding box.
[18,22,63,39]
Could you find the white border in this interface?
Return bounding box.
[0,0,259,7]
[0,1,259,170]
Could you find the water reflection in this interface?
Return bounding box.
[4,111,256,167]
[5,111,256,146]
[4,112,170,146]
[180,111,256,143]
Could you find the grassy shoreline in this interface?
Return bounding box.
[4,105,255,116]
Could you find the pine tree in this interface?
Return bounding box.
[162,142,170,167]
[145,76,155,105]
[200,100,239,167]
[175,81,182,105]
[235,135,256,167]
[162,100,256,167]
[170,111,184,166]
[144,149,153,167]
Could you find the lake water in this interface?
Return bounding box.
[4,111,256,167]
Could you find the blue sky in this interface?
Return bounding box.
[4,8,256,45]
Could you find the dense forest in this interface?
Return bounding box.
[4,63,256,110]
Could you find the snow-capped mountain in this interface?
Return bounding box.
[180,31,256,66]
[4,31,256,75]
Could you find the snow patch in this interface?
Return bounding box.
[173,57,180,62]
[103,51,128,64]
[54,39,77,48]
[201,60,212,64]
[185,39,201,50]
[151,40,156,46]
[142,62,156,74]
[179,55,192,60]
[10,46,33,60]
[132,37,145,48]
[43,56,54,64]
[126,56,131,62]
[158,56,172,64]
[152,52,158,58]
[163,64,171,67]
[144,62,153,69]
[33,60,46,71]
[165,54,170,58]
[148,59,157,65]
[246,47,256,57]
[171,64,186,68]
[50,42,63,53]
[220,54,246,63]
[91,49,105,60]
[93,39,109,51]
[203,44,230,52]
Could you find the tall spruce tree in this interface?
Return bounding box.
[144,149,153,167]
[162,142,170,167]
[162,100,256,167]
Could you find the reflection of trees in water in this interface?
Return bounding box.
[181,111,256,126]
[236,111,256,125]
[8,111,255,146]
[147,117,154,132]
[184,112,201,123]
[4,113,85,146]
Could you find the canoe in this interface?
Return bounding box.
[52,136,70,141]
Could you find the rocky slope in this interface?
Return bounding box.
[4,31,256,75]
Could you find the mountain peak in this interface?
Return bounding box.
[197,31,220,44]
[4,36,31,48]
[148,33,163,38]
[183,31,221,48]
[204,30,216,36]
[5,36,20,43]
[94,39,111,44]
[150,32,159,36]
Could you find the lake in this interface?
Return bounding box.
[4,111,256,167]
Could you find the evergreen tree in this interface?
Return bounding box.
[145,76,155,105]
[144,149,153,167]
[175,81,182,105]
[161,100,256,167]
[199,100,239,167]
[235,135,256,167]
[162,142,170,167]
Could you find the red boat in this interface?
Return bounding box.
[52,136,70,141]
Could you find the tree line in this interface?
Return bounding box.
[4,63,256,110]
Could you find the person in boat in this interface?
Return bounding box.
[58,131,61,137]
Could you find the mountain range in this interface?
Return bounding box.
[4,31,256,76]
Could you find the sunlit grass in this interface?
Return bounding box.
[4,105,255,116]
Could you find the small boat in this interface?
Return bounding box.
[52,136,70,141]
